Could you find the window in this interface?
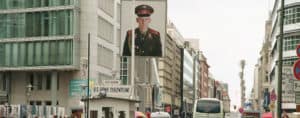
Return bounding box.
[0,40,73,67]
[282,56,298,66]
[98,0,114,17]
[27,42,34,66]
[29,73,34,90]
[30,101,42,105]
[264,75,268,83]
[4,43,11,66]
[19,43,26,66]
[0,74,5,91]
[284,7,300,25]
[97,45,113,69]
[0,10,73,39]
[11,41,18,67]
[36,101,42,105]
[98,16,114,43]
[120,57,128,84]
[42,41,50,65]
[46,73,51,90]
[57,75,59,90]
[102,107,114,118]
[49,41,57,65]
[196,100,221,113]
[30,101,35,105]
[45,101,51,105]
[118,111,126,118]
[0,0,74,9]
[35,42,42,65]
[36,73,43,90]
[283,36,300,51]
[90,110,98,118]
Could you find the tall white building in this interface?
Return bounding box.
[268,0,300,113]
[0,0,122,116]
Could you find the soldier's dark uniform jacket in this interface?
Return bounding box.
[122,28,162,56]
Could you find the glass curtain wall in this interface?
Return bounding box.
[283,35,300,51]
[284,6,300,25]
[0,0,74,9]
[0,40,73,67]
[0,10,73,39]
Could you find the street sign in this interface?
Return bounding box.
[295,80,300,91]
[297,45,300,57]
[103,80,121,85]
[293,60,300,80]
[239,107,244,114]
[92,85,131,98]
[69,79,87,97]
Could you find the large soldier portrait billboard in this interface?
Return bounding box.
[121,0,166,57]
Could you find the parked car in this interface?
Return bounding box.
[151,111,170,118]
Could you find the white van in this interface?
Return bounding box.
[193,98,224,118]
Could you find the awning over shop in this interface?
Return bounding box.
[262,112,272,118]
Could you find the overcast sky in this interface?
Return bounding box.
[168,0,273,110]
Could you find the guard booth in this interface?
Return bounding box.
[83,96,139,118]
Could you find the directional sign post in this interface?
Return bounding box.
[294,45,300,109]
[293,60,300,80]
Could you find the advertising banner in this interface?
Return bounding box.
[282,66,295,103]
[121,0,167,57]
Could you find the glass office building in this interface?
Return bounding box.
[0,0,79,111]
[0,0,77,68]
[0,0,122,116]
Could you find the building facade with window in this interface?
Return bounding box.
[251,19,272,112]
[199,52,209,98]
[0,0,122,116]
[268,0,300,113]
[157,34,182,114]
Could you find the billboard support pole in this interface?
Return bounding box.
[130,0,136,101]
[87,33,90,118]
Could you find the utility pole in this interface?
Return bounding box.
[87,33,90,118]
[240,60,246,108]
[277,0,284,117]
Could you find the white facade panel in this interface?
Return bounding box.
[283,50,296,57]
[284,23,300,32]
[286,0,300,5]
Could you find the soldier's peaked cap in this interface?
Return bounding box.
[135,4,154,17]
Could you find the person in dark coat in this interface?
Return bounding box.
[122,4,162,57]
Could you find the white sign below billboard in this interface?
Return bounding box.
[92,85,131,98]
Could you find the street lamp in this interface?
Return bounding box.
[26,84,33,105]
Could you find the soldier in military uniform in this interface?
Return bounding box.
[122,4,162,56]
